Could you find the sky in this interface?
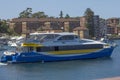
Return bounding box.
[0,0,120,19]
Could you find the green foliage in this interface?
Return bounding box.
[0,20,18,36]
[84,8,94,19]
[32,11,48,18]
[19,8,48,18]
[0,20,9,33]
[59,11,63,18]
[65,14,70,18]
[19,8,32,18]
[84,8,94,37]
[7,28,18,36]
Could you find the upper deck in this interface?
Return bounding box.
[22,32,106,47]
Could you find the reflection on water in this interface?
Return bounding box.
[0,57,119,80]
[0,40,120,80]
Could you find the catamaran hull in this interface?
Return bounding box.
[1,47,115,63]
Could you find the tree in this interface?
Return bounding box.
[0,20,17,36]
[0,20,9,33]
[19,8,32,18]
[7,28,17,36]
[65,14,70,18]
[59,11,63,18]
[32,11,48,18]
[84,8,94,37]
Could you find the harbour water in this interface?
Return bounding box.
[0,40,120,80]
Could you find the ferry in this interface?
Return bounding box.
[0,32,116,63]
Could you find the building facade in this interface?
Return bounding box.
[9,18,81,34]
[93,15,100,39]
[99,18,107,37]
[106,18,120,35]
[9,17,120,39]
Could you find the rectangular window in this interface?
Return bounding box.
[36,47,41,52]
[54,46,59,51]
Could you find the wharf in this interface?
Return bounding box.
[97,77,120,80]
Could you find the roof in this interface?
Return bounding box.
[30,32,75,36]
[56,32,75,35]
[11,18,80,22]
[73,27,88,31]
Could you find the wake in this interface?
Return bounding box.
[0,62,7,66]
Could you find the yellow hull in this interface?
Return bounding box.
[49,49,101,55]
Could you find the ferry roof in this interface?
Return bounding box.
[30,32,76,36]
[55,32,75,35]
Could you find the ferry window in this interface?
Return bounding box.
[36,47,41,52]
[46,34,54,39]
[54,46,59,51]
[58,35,74,40]
[44,34,59,39]
[29,47,34,51]
[22,47,29,53]
[74,35,79,39]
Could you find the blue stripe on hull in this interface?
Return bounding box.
[11,47,114,63]
[39,47,114,62]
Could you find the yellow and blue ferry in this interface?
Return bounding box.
[0,32,116,63]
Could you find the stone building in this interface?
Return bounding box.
[73,27,89,39]
[93,15,100,38]
[9,18,80,34]
[80,16,87,27]
[73,17,89,38]
[106,18,120,35]
[10,16,111,39]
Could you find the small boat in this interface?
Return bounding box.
[0,44,8,51]
[0,37,8,45]
[8,36,25,47]
[0,32,116,63]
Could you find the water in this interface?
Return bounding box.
[0,40,120,80]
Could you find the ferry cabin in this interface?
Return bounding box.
[21,33,105,55]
